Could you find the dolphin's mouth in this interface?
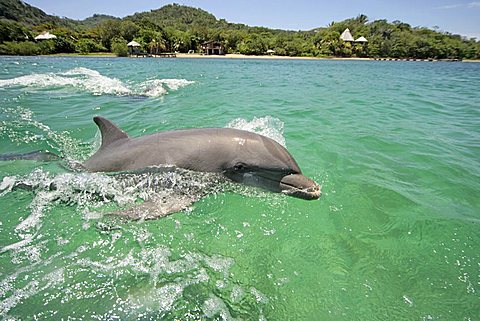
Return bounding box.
[279,174,322,200]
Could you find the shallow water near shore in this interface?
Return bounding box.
[0,56,479,320]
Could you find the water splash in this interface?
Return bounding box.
[0,238,268,319]
[0,67,194,97]
[0,107,88,160]
[226,116,286,147]
[0,167,233,254]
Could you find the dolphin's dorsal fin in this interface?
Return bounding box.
[93,116,129,149]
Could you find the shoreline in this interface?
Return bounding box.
[177,54,480,62]
[41,52,480,62]
[175,53,372,61]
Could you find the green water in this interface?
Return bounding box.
[0,56,479,320]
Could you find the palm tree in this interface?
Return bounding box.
[356,14,369,25]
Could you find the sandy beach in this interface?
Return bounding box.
[175,53,372,61]
[47,52,480,62]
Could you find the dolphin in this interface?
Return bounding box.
[84,117,321,200]
[0,150,60,161]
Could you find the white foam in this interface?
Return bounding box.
[0,67,130,96]
[136,79,168,97]
[0,67,194,97]
[202,294,238,320]
[62,67,130,96]
[0,267,64,316]
[0,236,33,254]
[159,78,195,91]
[16,190,56,232]
[2,166,230,252]
[230,285,245,302]
[0,176,16,196]
[135,78,195,97]
[250,287,269,303]
[73,244,239,316]
[203,254,235,277]
[0,69,128,96]
[226,116,286,147]
[152,283,184,311]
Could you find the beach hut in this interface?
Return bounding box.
[201,41,225,55]
[34,32,57,40]
[355,36,368,43]
[127,41,141,55]
[266,49,275,55]
[340,28,354,42]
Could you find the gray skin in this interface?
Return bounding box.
[84,117,321,200]
[0,150,59,161]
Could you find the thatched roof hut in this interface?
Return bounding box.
[127,41,141,47]
[340,28,354,42]
[34,32,57,40]
[355,36,368,43]
[127,41,142,56]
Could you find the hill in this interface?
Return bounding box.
[0,0,57,25]
[0,0,478,59]
[126,4,222,30]
[79,14,120,29]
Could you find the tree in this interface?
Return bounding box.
[121,20,140,42]
[1,2,479,59]
[111,37,128,56]
[317,30,341,56]
[356,14,369,25]
[0,20,31,42]
[97,19,122,50]
[75,38,105,54]
[237,34,269,55]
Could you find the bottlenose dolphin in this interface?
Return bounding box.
[84,117,321,200]
[0,150,59,161]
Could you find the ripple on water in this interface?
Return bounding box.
[1,58,479,320]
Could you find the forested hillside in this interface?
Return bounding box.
[0,0,478,59]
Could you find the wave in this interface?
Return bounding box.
[0,67,194,97]
[0,167,230,234]
[0,106,87,160]
[226,115,287,147]
[0,238,268,319]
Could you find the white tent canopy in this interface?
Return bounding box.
[127,41,141,47]
[355,36,368,43]
[34,32,57,40]
[340,28,354,42]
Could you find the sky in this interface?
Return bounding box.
[25,0,480,39]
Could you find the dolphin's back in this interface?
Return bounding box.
[83,117,298,174]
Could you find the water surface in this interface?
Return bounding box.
[0,56,479,320]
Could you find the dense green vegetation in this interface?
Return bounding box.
[1,0,479,59]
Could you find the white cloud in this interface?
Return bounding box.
[439,3,463,9]
[464,32,480,39]
[439,2,480,9]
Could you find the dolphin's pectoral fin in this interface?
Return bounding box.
[109,194,197,220]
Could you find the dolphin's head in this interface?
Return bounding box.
[222,131,321,200]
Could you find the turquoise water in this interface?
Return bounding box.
[0,56,479,320]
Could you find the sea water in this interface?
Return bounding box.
[0,56,479,320]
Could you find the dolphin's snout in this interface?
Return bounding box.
[279,174,321,200]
